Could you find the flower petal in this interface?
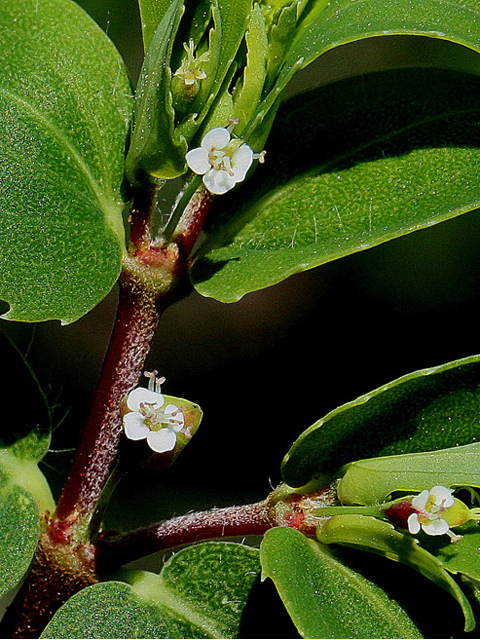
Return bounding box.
[186,147,210,175]
[411,489,430,511]
[231,144,253,181]
[147,428,177,453]
[201,126,230,150]
[422,518,451,536]
[126,387,164,411]
[163,403,185,431]
[203,167,237,195]
[123,412,150,441]
[431,485,455,508]
[407,513,421,534]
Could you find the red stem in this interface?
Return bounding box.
[55,271,162,527]
[98,499,274,572]
[173,186,214,262]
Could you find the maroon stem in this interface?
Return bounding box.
[98,499,274,572]
[55,271,162,528]
[173,186,214,262]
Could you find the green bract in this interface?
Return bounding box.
[0,0,132,323]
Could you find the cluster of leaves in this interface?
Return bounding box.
[3,0,480,637]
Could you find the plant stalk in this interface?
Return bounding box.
[54,270,163,532]
[98,499,275,571]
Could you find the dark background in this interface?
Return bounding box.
[3,0,480,547]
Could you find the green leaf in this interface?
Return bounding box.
[127,0,253,180]
[125,0,187,181]
[0,479,40,600]
[281,353,480,489]
[0,434,55,514]
[191,67,480,302]
[137,0,174,50]
[0,0,132,323]
[260,527,422,639]
[337,442,480,505]
[316,514,475,632]
[434,527,480,583]
[41,541,260,639]
[256,0,480,133]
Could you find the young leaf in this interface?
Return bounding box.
[0,0,132,323]
[191,68,480,302]
[125,0,187,181]
[260,526,422,639]
[127,0,253,180]
[41,541,260,639]
[337,442,480,505]
[281,353,480,489]
[316,514,475,632]
[137,0,174,50]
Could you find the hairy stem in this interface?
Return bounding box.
[54,271,162,531]
[98,499,275,572]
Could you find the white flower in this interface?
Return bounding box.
[407,485,455,537]
[123,381,185,454]
[185,127,256,195]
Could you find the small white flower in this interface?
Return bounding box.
[185,126,258,195]
[123,373,185,453]
[407,485,455,537]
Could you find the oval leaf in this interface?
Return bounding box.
[0,0,132,323]
[192,68,480,302]
[41,541,260,639]
[281,353,480,489]
[317,514,474,632]
[260,526,422,639]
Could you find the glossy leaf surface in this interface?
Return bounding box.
[192,68,480,302]
[282,354,480,489]
[272,0,480,99]
[0,0,132,323]
[260,527,422,639]
[41,542,260,639]
[244,0,480,144]
[317,514,475,632]
[337,442,480,505]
